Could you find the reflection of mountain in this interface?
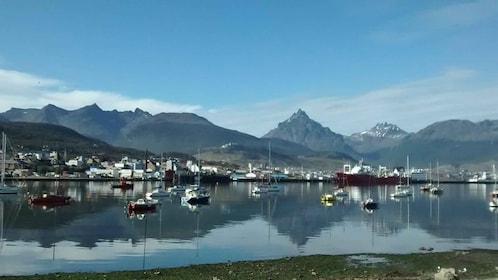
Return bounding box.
[4,182,498,252]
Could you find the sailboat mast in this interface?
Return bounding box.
[1,132,5,185]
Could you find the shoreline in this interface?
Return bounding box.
[1,249,497,279]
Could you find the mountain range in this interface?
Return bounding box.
[1,104,498,169]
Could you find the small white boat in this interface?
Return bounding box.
[168,185,187,192]
[252,183,280,194]
[334,188,349,197]
[146,188,171,198]
[391,190,412,198]
[185,186,210,204]
[361,198,378,209]
[490,198,498,208]
[430,186,443,195]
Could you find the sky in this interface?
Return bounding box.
[1,0,498,137]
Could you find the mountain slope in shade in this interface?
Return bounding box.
[346,122,409,154]
[263,109,357,156]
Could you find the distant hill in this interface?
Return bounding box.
[0,121,146,161]
[3,105,498,169]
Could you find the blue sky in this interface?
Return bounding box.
[1,0,498,136]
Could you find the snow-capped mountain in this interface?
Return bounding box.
[350,122,408,141]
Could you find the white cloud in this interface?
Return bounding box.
[205,68,498,136]
[1,67,497,138]
[369,0,498,43]
[0,68,200,114]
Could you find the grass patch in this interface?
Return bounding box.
[2,249,498,279]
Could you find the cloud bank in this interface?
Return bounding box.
[1,67,497,137]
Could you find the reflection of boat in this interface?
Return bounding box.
[111,178,134,189]
[361,198,378,210]
[0,132,21,195]
[127,198,158,215]
[336,159,403,186]
[28,193,71,208]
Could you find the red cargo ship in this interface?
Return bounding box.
[335,160,405,186]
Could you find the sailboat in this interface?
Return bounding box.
[391,155,412,198]
[420,162,433,191]
[0,132,20,195]
[430,161,443,195]
[184,149,210,205]
[252,141,280,194]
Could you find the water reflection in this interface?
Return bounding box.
[1,181,498,275]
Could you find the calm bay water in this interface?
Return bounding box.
[0,180,498,276]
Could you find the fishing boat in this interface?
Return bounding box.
[335,159,404,186]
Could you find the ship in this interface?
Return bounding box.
[335,159,406,186]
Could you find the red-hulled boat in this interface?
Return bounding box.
[28,193,71,207]
[127,198,158,215]
[111,178,134,189]
[336,160,405,186]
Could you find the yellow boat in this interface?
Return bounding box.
[320,193,336,202]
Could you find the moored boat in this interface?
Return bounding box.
[146,188,171,199]
[127,198,158,214]
[111,178,134,189]
[336,159,404,186]
[320,193,336,202]
[28,193,71,207]
[361,198,378,209]
[184,186,210,204]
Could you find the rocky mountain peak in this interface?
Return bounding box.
[287,108,310,123]
[358,122,407,139]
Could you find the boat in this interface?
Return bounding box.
[145,188,171,199]
[490,198,498,208]
[391,190,411,198]
[252,183,280,194]
[184,185,210,205]
[127,198,158,215]
[252,141,281,194]
[360,198,378,209]
[167,184,187,192]
[489,165,498,198]
[320,193,336,202]
[111,178,134,189]
[0,132,21,195]
[430,161,444,195]
[335,159,404,186]
[334,188,349,197]
[28,193,71,207]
